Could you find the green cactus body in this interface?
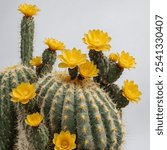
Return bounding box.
[21,16,34,66]
[0,65,37,150]
[36,49,57,77]
[89,50,123,84]
[35,73,124,150]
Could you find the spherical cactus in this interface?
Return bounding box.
[35,73,124,150]
[0,65,37,150]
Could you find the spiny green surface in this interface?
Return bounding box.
[36,49,57,77]
[0,65,37,150]
[21,16,34,66]
[89,50,123,84]
[35,73,124,150]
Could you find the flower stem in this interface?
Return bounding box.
[68,66,78,80]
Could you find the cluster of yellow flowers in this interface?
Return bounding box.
[109,51,136,69]
[12,3,142,150]
[58,48,99,78]
[28,28,141,101]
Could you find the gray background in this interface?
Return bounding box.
[0,0,149,149]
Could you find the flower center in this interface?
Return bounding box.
[94,38,102,46]
[23,90,29,95]
[61,140,69,149]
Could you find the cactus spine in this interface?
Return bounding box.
[0,65,37,150]
[34,73,124,150]
[20,16,34,66]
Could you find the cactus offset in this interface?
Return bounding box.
[0,65,37,150]
[20,17,35,66]
[89,50,123,84]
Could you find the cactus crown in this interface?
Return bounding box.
[0,3,142,150]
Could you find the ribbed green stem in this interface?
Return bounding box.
[37,73,124,149]
[0,66,37,150]
[20,16,34,66]
[89,50,123,84]
[36,49,56,77]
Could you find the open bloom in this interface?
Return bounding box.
[10,82,36,104]
[44,38,65,51]
[18,3,39,17]
[53,131,76,150]
[79,61,99,78]
[25,112,43,127]
[109,53,119,62]
[30,56,42,66]
[118,51,136,69]
[82,29,111,51]
[122,80,142,103]
[58,48,87,69]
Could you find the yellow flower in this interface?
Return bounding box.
[30,56,42,67]
[18,3,39,17]
[82,29,111,51]
[122,80,142,103]
[109,53,119,62]
[44,38,65,51]
[118,51,136,69]
[10,82,36,104]
[53,130,76,150]
[79,61,99,78]
[58,48,87,69]
[25,112,43,127]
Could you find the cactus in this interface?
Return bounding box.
[33,73,124,150]
[36,49,57,77]
[0,3,142,150]
[0,65,37,150]
[20,16,35,66]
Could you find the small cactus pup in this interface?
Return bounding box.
[9,83,49,150]
[0,65,37,150]
[35,38,65,77]
[34,49,125,150]
[18,3,39,66]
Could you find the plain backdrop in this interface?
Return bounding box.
[0,0,150,150]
